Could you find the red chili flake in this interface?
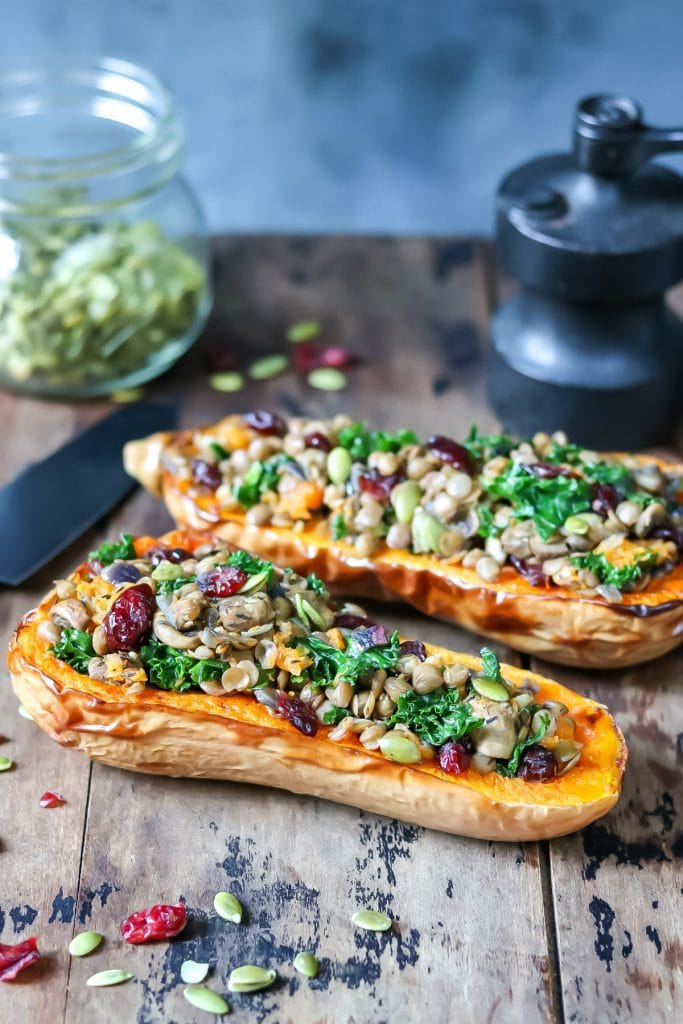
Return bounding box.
[276,692,318,737]
[196,565,248,598]
[0,937,40,982]
[39,791,65,808]
[518,745,557,782]
[592,483,621,515]
[192,458,222,490]
[103,583,155,652]
[319,345,355,368]
[509,555,548,588]
[399,640,426,660]
[426,435,475,474]
[120,902,187,944]
[438,741,471,775]
[358,468,404,500]
[244,410,287,437]
[303,431,332,453]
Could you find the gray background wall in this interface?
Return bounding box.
[3,0,682,235]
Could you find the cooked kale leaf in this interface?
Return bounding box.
[322,706,351,726]
[291,631,400,688]
[140,638,223,692]
[479,646,503,683]
[227,549,274,580]
[337,422,419,460]
[51,627,95,674]
[482,462,592,541]
[306,573,327,596]
[88,533,136,566]
[331,514,349,540]
[497,713,551,777]
[388,689,484,747]
[569,550,659,590]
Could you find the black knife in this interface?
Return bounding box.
[0,403,177,586]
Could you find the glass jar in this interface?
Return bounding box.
[0,58,212,397]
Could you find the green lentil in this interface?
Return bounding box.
[391,480,422,524]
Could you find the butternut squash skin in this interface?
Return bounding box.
[124,427,683,669]
[7,531,626,842]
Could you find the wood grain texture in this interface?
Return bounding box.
[1,235,677,1023]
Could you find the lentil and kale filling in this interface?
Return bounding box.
[170,413,683,603]
[45,535,581,783]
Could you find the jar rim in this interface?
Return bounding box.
[0,56,182,183]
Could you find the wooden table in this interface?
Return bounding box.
[1,236,681,1024]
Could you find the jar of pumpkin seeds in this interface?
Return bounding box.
[0,58,211,396]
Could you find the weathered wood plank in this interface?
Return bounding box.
[534,653,683,1024]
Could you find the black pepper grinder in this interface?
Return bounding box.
[489,95,683,449]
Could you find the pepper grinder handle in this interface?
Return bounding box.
[574,94,683,177]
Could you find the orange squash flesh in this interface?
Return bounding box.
[7,530,627,842]
[124,423,683,669]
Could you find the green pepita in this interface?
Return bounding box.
[327,446,352,485]
[151,562,184,582]
[286,320,321,343]
[307,367,347,391]
[351,909,392,932]
[69,930,103,957]
[293,952,319,978]
[181,960,210,984]
[249,354,289,380]
[471,676,510,702]
[411,508,445,554]
[213,890,243,924]
[238,570,271,594]
[183,984,230,1015]
[209,371,244,393]
[227,965,277,993]
[391,480,422,524]
[564,514,590,535]
[0,755,13,772]
[86,969,133,987]
[378,733,422,764]
[301,598,326,629]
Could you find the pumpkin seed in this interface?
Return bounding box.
[564,514,590,535]
[327,446,352,485]
[411,508,445,554]
[227,965,277,993]
[471,676,510,702]
[209,371,245,393]
[0,755,13,772]
[286,320,320,343]
[249,354,289,380]
[183,984,230,1014]
[307,367,347,391]
[181,960,210,984]
[301,598,326,629]
[238,570,271,594]
[351,909,392,932]
[69,930,103,957]
[213,891,243,924]
[378,733,421,764]
[391,480,422,524]
[554,739,582,763]
[18,705,34,721]
[293,951,319,978]
[151,562,184,582]
[110,387,144,404]
[86,969,133,987]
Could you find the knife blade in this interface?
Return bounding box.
[0,402,177,586]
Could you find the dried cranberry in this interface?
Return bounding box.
[334,613,374,630]
[39,791,65,808]
[358,468,404,500]
[293,341,321,374]
[517,745,557,782]
[196,565,248,597]
[204,342,237,373]
[103,583,155,652]
[592,484,621,515]
[319,345,355,368]
[276,692,318,737]
[426,435,475,474]
[120,902,187,944]
[399,640,427,660]
[0,937,40,981]
[349,624,390,650]
[439,741,471,775]
[509,555,548,588]
[244,410,287,437]
[652,525,683,551]
[148,546,192,566]
[102,562,142,586]
[304,431,332,453]
[192,458,222,490]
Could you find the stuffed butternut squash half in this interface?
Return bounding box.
[8,530,626,841]
[124,413,683,669]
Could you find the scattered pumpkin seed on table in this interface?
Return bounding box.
[351,909,392,932]
[0,755,13,772]
[183,984,230,1015]
[69,930,103,957]
[209,371,245,393]
[180,960,210,984]
[248,354,289,380]
[307,367,348,391]
[227,964,277,993]
[18,705,34,720]
[213,891,242,923]
[110,387,145,403]
[286,320,321,343]
[86,969,133,987]
[293,952,319,978]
